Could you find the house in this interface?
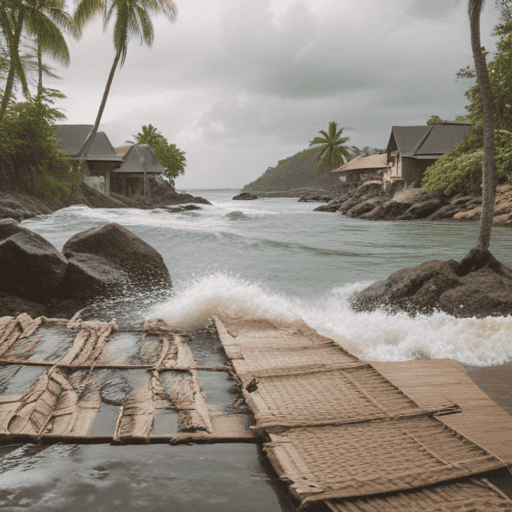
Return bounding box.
[112,143,166,198]
[386,123,471,186]
[331,153,390,184]
[55,124,123,194]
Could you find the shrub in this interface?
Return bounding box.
[0,97,82,200]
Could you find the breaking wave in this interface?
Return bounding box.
[148,273,512,367]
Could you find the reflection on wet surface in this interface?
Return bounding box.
[0,444,289,512]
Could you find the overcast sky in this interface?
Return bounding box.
[46,0,502,189]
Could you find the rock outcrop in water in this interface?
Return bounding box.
[350,247,512,318]
[233,192,257,200]
[0,178,211,222]
[313,181,512,225]
[0,219,172,319]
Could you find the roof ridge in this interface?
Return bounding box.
[412,125,434,155]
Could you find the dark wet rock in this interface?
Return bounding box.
[0,191,62,221]
[298,194,333,202]
[384,179,406,196]
[0,292,46,318]
[55,222,172,300]
[148,177,212,205]
[314,194,349,212]
[347,197,383,217]
[0,219,68,301]
[350,248,512,318]
[396,198,442,220]
[156,204,202,213]
[233,192,258,200]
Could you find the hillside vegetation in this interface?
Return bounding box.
[242,148,328,193]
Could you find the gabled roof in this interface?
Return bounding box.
[56,124,123,162]
[332,153,390,174]
[114,143,166,174]
[387,123,471,160]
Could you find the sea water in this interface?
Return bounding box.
[21,188,512,368]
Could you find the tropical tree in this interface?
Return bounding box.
[129,124,186,179]
[0,0,73,120]
[469,0,498,251]
[309,121,351,173]
[350,146,383,157]
[74,0,178,159]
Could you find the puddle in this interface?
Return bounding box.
[198,370,247,412]
[87,403,120,437]
[151,408,179,436]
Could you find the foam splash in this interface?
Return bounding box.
[147,273,512,367]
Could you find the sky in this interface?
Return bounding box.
[44,0,503,189]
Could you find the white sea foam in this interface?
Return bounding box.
[148,273,512,367]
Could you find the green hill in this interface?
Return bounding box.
[242,148,335,194]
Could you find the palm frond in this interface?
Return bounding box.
[74,0,104,30]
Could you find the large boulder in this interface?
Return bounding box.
[350,248,512,318]
[56,222,172,300]
[0,218,68,301]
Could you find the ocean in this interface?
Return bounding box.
[2,188,510,511]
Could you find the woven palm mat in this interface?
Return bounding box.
[325,478,512,511]
[264,418,505,504]
[241,365,459,429]
[0,315,213,441]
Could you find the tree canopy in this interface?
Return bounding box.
[130,124,186,180]
[309,121,351,173]
[423,5,512,196]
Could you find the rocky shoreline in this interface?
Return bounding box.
[0,178,211,222]
[313,181,512,226]
[0,219,172,320]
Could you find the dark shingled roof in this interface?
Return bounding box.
[56,125,123,162]
[387,124,471,160]
[114,144,166,174]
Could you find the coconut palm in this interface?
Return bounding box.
[309,121,351,173]
[74,0,177,159]
[0,0,73,119]
[128,124,164,145]
[469,0,496,250]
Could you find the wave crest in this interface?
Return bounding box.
[147,273,512,367]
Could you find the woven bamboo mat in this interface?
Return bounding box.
[213,316,512,508]
[264,417,505,503]
[325,478,512,511]
[243,365,461,429]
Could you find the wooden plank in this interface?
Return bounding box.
[370,359,512,465]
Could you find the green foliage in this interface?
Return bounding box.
[309,121,351,173]
[130,124,186,179]
[427,115,444,125]
[423,129,512,194]
[423,9,512,194]
[0,96,82,200]
[242,148,323,192]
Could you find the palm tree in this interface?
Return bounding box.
[309,121,351,173]
[0,0,72,120]
[128,124,163,145]
[74,0,178,159]
[469,0,496,250]
[32,0,76,100]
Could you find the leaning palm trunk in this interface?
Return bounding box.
[0,11,26,120]
[469,0,496,250]
[77,48,122,159]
